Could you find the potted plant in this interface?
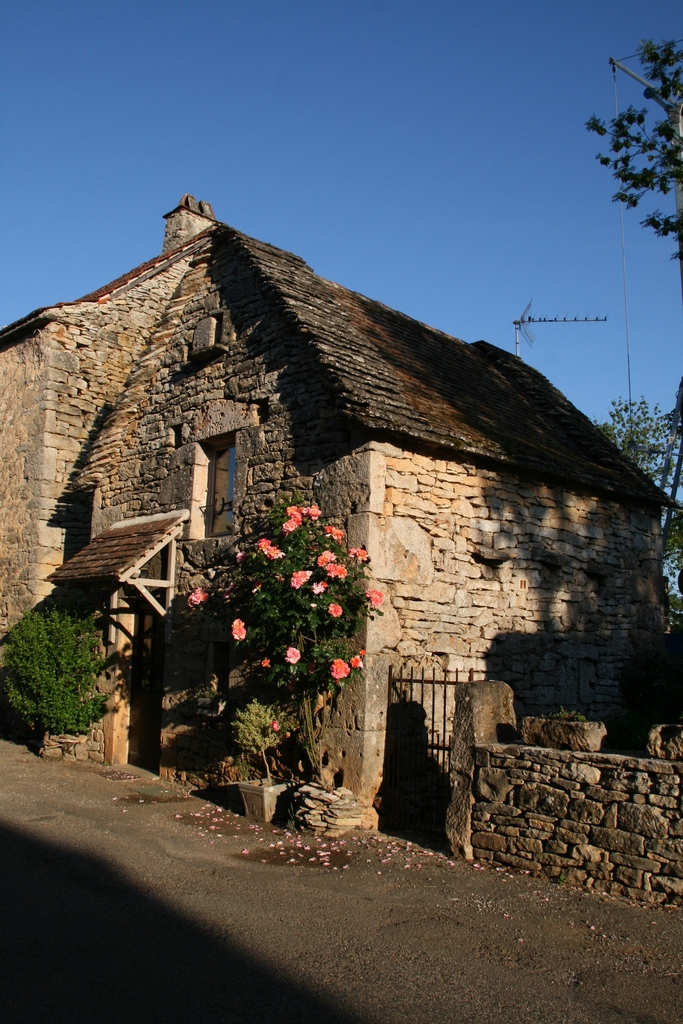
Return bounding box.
[233,699,293,821]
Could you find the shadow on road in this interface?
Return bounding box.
[0,821,360,1024]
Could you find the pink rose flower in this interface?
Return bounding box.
[265,545,285,560]
[187,588,209,607]
[317,550,336,567]
[348,547,369,562]
[257,538,273,552]
[328,603,343,618]
[286,506,304,523]
[261,658,271,668]
[285,646,301,664]
[366,589,384,609]
[326,563,348,579]
[311,581,328,595]
[350,655,364,669]
[271,720,280,733]
[303,505,321,520]
[324,525,345,543]
[290,570,313,589]
[330,659,351,680]
[231,618,247,641]
[235,551,247,562]
[281,518,300,534]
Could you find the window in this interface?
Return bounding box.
[206,443,235,535]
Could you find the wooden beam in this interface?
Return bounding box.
[108,587,119,645]
[164,538,177,644]
[130,579,167,618]
[127,578,173,588]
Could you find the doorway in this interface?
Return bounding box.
[128,605,165,772]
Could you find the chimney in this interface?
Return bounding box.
[162,194,216,253]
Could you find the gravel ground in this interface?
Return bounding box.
[0,738,681,1024]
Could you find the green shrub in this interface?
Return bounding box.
[621,646,683,724]
[603,645,683,751]
[4,607,106,735]
[232,698,289,783]
[604,711,652,751]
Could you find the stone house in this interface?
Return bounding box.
[0,194,666,811]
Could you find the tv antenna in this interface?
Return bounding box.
[513,299,607,358]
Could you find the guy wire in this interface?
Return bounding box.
[614,66,633,425]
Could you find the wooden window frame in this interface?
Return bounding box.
[205,440,236,537]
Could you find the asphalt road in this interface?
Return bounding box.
[0,738,681,1024]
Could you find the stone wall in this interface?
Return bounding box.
[0,333,46,632]
[39,726,106,763]
[76,234,358,779]
[471,743,683,905]
[0,244,201,632]
[342,443,663,720]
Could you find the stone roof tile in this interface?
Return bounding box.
[48,512,187,583]
[230,228,665,506]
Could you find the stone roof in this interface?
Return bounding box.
[0,230,216,344]
[48,511,187,584]
[227,228,665,507]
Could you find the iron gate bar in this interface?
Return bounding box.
[382,664,484,836]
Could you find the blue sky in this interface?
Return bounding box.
[1,0,681,422]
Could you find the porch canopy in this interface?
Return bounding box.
[49,510,188,637]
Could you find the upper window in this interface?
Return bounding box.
[206,444,235,535]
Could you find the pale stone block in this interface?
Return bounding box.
[40,447,57,481]
[365,597,401,654]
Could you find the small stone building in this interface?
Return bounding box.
[0,195,666,810]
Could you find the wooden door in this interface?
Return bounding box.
[128,607,164,772]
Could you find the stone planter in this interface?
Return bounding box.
[647,724,683,760]
[520,717,606,752]
[238,781,294,822]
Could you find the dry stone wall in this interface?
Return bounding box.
[40,726,106,763]
[471,743,683,905]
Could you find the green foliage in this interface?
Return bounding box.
[190,501,378,699]
[596,395,672,481]
[604,710,652,751]
[621,645,683,723]
[189,501,382,785]
[669,591,683,631]
[541,707,587,722]
[586,39,683,261]
[4,607,106,735]
[601,646,683,750]
[232,698,289,782]
[595,396,683,597]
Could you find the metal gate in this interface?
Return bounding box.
[381,665,481,835]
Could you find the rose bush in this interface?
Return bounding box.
[188,502,380,700]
